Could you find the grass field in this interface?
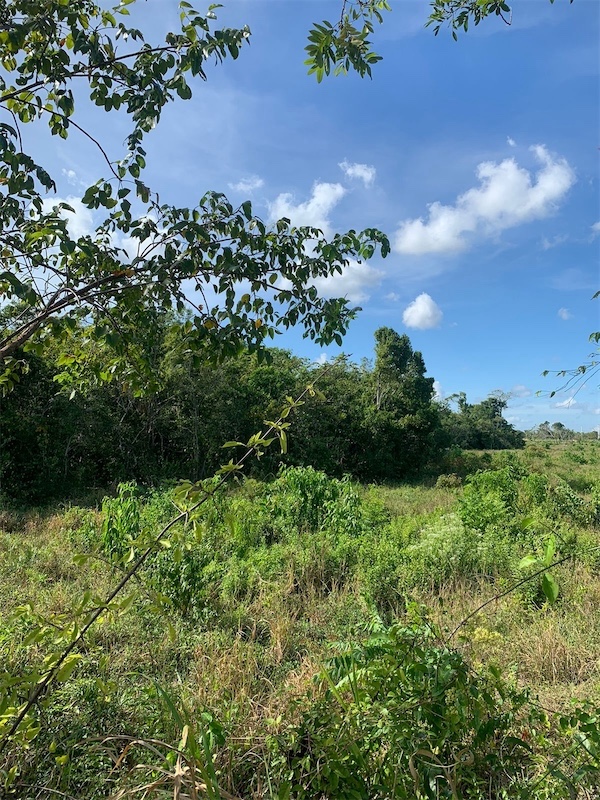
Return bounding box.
[1,440,600,798]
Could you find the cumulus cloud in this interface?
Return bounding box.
[507,137,517,147]
[42,196,95,240]
[313,258,383,304]
[555,397,577,409]
[268,182,345,237]
[433,380,443,400]
[394,145,575,255]
[267,183,380,302]
[339,160,376,187]
[315,353,329,364]
[228,175,264,193]
[402,293,443,330]
[558,307,572,320]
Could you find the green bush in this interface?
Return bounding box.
[435,472,463,489]
[269,621,560,800]
[519,472,549,511]
[142,468,384,617]
[547,480,596,527]
[62,506,101,551]
[459,467,521,534]
[357,515,422,617]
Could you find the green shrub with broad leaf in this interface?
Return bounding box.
[268,619,579,800]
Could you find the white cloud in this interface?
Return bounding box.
[339,160,376,187]
[394,145,575,255]
[385,292,400,302]
[42,196,95,240]
[61,168,84,187]
[512,384,532,398]
[267,182,379,302]
[542,233,568,250]
[402,293,443,330]
[555,397,577,409]
[591,221,600,239]
[558,307,572,321]
[507,137,517,147]
[313,258,383,304]
[433,380,443,400]
[228,175,264,193]
[315,353,329,364]
[268,182,345,237]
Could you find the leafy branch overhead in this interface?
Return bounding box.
[0,0,389,391]
[304,0,566,78]
[305,1,391,82]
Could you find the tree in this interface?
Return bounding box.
[439,392,525,450]
[366,327,437,478]
[374,328,434,416]
[0,0,390,393]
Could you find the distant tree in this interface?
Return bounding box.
[528,421,578,441]
[440,393,524,450]
[364,328,438,478]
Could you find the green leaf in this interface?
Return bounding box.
[541,572,559,604]
[55,655,83,682]
[518,554,538,570]
[544,536,556,567]
[518,516,535,531]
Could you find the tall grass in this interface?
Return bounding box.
[1,442,600,797]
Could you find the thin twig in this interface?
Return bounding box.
[447,551,581,643]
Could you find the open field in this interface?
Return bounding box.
[1,440,600,798]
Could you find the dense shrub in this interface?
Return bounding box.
[269,621,563,800]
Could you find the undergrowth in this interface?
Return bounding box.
[2,441,600,797]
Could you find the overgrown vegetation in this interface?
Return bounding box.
[1,0,596,796]
[0,321,526,504]
[2,441,600,797]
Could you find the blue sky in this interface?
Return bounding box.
[45,0,599,430]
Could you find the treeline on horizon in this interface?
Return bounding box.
[1,318,528,503]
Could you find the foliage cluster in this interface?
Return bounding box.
[270,621,553,800]
[437,393,525,451]
[0,0,390,392]
[0,319,528,503]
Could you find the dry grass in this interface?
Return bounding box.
[419,565,600,713]
[376,483,459,518]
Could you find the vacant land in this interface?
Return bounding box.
[1,440,599,798]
